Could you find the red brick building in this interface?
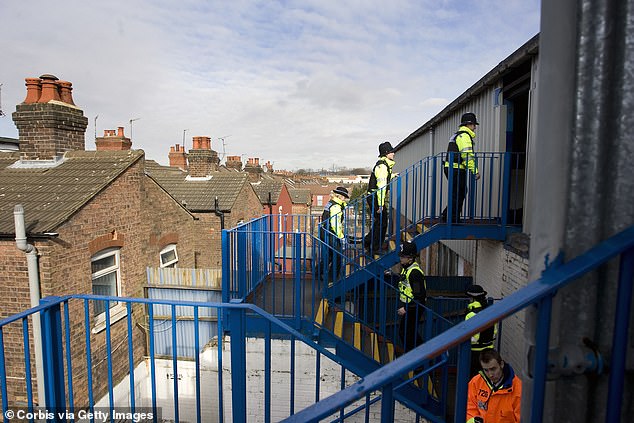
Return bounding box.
[145,159,263,269]
[288,188,312,216]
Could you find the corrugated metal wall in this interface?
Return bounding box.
[395,84,506,264]
[395,84,506,174]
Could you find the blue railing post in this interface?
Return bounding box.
[446,154,454,227]
[222,229,231,303]
[500,152,511,226]
[454,340,471,422]
[294,232,302,329]
[237,228,248,299]
[380,382,395,422]
[430,156,438,220]
[468,169,476,221]
[252,220,262,284]
[531,294,553,423]
[378,276,387,335]
[229,301,247,423]
[39,296,66,416]
[606,247,634,422]
[394,177,402,253]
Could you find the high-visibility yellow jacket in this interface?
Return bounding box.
[368,156,395,207]
[321,196,347,239]
[465,300,498,351]
[445,126,479,175]
[398,262,426,305]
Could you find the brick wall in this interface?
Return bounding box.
[474,239,528,375]
[12,102,88,160]
[143,176,198,268]
[0,244,36,405]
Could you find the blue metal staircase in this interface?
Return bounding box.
[220,151,525,420]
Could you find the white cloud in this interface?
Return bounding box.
[0,0,540,170]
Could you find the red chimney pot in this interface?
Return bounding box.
[58,80,75,105]
[38,74,61,103]
[23,78,42,104]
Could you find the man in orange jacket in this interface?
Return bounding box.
[467,349,521,423]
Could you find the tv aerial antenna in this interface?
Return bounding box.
[217,135,232,160]
[0,84,5,117]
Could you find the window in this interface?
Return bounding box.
[160,244,179,268]
[91,248,121,317]
[317,195,323,206]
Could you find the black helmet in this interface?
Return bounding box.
[398,241,417,257]
[378,141,394,156]
[332,186,349,199]
[466,284,487,297]
[460,112,479,126]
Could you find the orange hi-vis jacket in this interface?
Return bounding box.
[466,363,522,423]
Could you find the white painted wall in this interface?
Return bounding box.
[97,337,425,422]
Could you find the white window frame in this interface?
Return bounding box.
[160,244,179,268]
[317,195,323,206]
[91,248,126,333]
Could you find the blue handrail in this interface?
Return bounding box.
[283,225,634,422]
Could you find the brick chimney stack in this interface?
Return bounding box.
[244,157,263,181]
[225,155,242,171]
[169,144,188,170]
[13,74,88,160]
[264,160,273,173]
[188,136,220,177]
[95,127,132,151]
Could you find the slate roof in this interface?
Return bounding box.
[288,188,311,205]
[145,161,250,212]
[250,176,285,205]
[305,184,339,196]
[0,150,143,235]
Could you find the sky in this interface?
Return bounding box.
[0,1,540,171]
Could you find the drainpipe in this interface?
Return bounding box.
[213,197,225,229]
[13,204,46,405]
[267,192,273,215]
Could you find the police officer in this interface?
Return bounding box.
[441,113,480,223]
[396,241,426,353]
[318,186,349,283]
[465,284,497,377]
[364,141,395,254]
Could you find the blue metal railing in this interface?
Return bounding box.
[1,294,404,422]
[283,225,634,423]
[345,151,523,258]
[221,219,457,419]
[222,152,523,305]
[222,220,452,356]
